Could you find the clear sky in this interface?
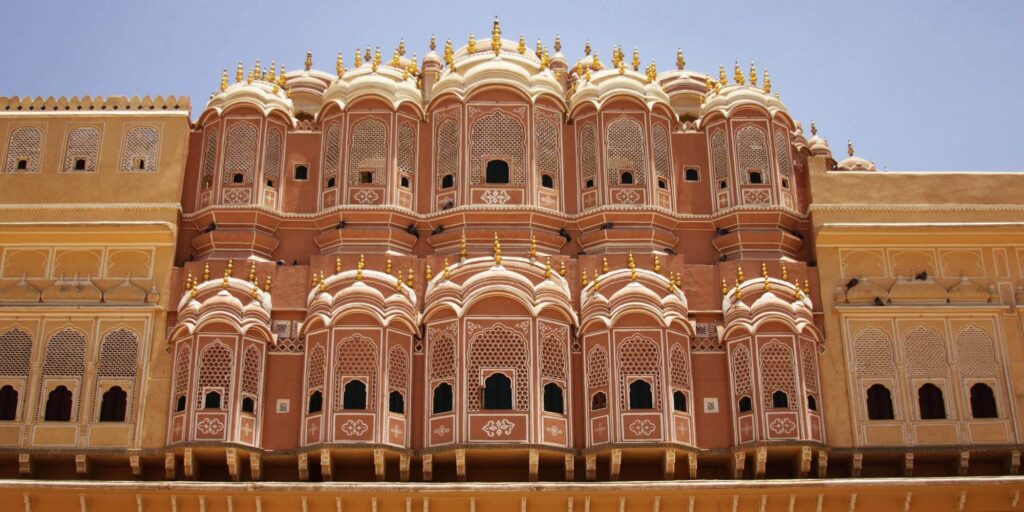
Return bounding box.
[1,0,1021,171]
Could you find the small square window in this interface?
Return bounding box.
[293,164,309,180]
[16,159,28,170]
[684,168,699,181]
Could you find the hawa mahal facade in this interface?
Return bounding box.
[0,20,1023,511]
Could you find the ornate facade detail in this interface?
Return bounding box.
[605,117,647,186]
[347,118,388,185]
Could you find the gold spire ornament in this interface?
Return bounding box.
[628,252,637,281]
[763,69,771,94]
[803,279,811,294]
[810,121,817,136]
[781,264,788,281]
[591,51,601,69]
[335,256,342,274]
[460,232,468,261]
[336,52,344,77]
[372,47,381,72]
[541,48,550,70]
[581,269,589,286]
[518,34,526,55]
[559,259,566,276]
[443,258,451,280]
[426,264,433,281]
[491,17,502,55]
[535,39,543,58]
[761,261,768,278]
[719,65,727,86]
[602,256,609,273]
[493,232,502,265]
[248,261,257,283]
[529,235,537,259]
[264,274,272,292]
[365,47,372,62]
[592,271,600,291]
[653,255,661,273]
[444,39,455,71]
[722,278,729,296]
[554,34,561,52]
[646,61,657,83]
[468,32,477,54]
[278,66,287,89]
[409,53,418,75]
[676,49,685,70]
[584,40,591,56]
[795,279,804,299]
[398,39,406,56]
[355,48,363,67]
[386,258,393,275]
[667,274,676,293]
[734,61,744,85]
[268,62,277,83]
[304,50,312,71]
[749,61,757,87]
[391,47,401,67]
[319,271,326,292]
[612,46,622,69]
[705,76,714,93]
[632,47,640,71]
[545,257,552,279]
[618,60,626,75]
[406,268,414,287]
[429,34,436,52]
[220,69,228,92]
[848,140,855,157]
[235,61,244,83]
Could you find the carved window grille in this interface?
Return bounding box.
[669,344,690,390]
[428,327,456,382]
[587,345,609,389]
[469,110,526,186]
[322,121,342,180]
[653,123,672,179]
[388,345,409,394]
[692,322,723,352]
[0,327,32,376]
[197,341,233,407]
[731,344,753,397]
[467,324,528,411]
[605,117,647,186]
[333,334,377,411]
[397,122,417,179]
[774,130,792,179]
[579,123,598,183]
[435,118,460,185]
[955,326,999,377]
[173,344,191,395]
[5,127,43,173]
[306,345,326,391]
[63,127,101,172]
[711,128,729,181]
[222,122,258,184]
[241,345,261,396]
[347,118,388,185]
[735,125,770,184]
[540,325,568,383]
[800,341,819,394]
[262,126,283,182]
[200,128,218,185]
[42,328,86,377]
[759,340,797,409]
[97,328,138,377]
[853,327,896,377]
[120,126,160,172]
[903,326,949,376]
[617,334,661,409]
[536,113,560,186]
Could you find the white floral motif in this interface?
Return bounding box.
[480,189,512,205]
[308,422,320,437]
[391,424,403,439]
[433,424,451,437]
[481,418,516,437]
[241,423,254,437]
[628,419,657,437]
[197,417,224,435]
[354,189,380,204]
[614,189,641,204]
[769,417,797,435]
[545,424,563,437]
[594,423,607,435]
[539,193,557,208]
[341,419,369,437]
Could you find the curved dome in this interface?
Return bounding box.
[569,67,671,114]
[701,83,788,119]
[203,66,294,122]
[836,141,877,171]
[430,37,563,105]
[285,68,334,118]
[321,56,423,115]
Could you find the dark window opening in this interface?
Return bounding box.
[432,382,453,414]
[541,174,554,189]
[772,390,789,409]
[543,382,564,414]
[483,373,513,410]
[620,171,634,185]
[137,159,146,170]
[684,168,699,181]
[99,386,127,422]
[204,391,221,410]
[326,177,336,188]
[308,390,323,413]
[485,160,510,184]
[866,384,895,420]
[44,386,73,421]
[232,173,244,184]
[970,383,998,418]
[343,380,367,410]
[74,158,86,171]
[807,394,818,411]
[585,179,595,189]
[628,379,653,409]
[749,171,763,184]
[294,165,309,180]
[266,179,275,188]
[719,180,728,189]
[918,383,946,420]
[591,391,607,411]
[0,385,18,420]
[781,178,790,189]
[16,159,28,170]
[658,179,668,190]
[738,395,752,413]
[400,176,410,188]
[175,394,187,413]
[241,397,255,413]
[389,391,405,414]
[672,390,687,412]
[359,171,374,184]
[441,174,454,189]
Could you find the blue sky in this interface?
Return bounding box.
[1,0,1021,171]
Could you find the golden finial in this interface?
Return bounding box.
[372,46,381,72]
[391,47,401,67]
[653,255,661,273]
[847,140,855,157]
[398,38,406,56]
[190,274,198,298]
[318,270,325,292]
[426,264,433,281]
[581,268,589,286]
[737,265,745,281]
[541,48,550,69]
[443,258,451,280]
[719,65,727,86]
[676,49,685,70]
[591,51,601,69]
[675,271,683,288]
[618,60,626,75]
[246,69,253,84]
[335,256,342,274]
[763,69,771,94]
[781,265,788,281]
[235,61,244,83]
[268,61,277,83]
[468,32,477,54]
[248,261,257,283]
[401,65,410,81]
[386,258,393,275]
[517,34,526,55]
[365,47,372,62]
[592,271,600,291]
[354,48,363,67]
[714,81,721,94]
[601,256,609,273]
[304,50,312,71]
[406,268,414,287]
[628,252,637,281]
[279,66,287,90]
[721,278,729,295]
[336,52,344,77]
[185,271,194,289]
[554,34,561,52]
[264,274,271,292]
[803,279,811,294]
[529,235,537,258]
[632,47,640,71]
[535,39,543,58]
[358,254,365,272]
[251,282,260,299]
[311,271,318,289]
[444,39,455,70]
[764,276,771,291]
[559,259,566,276]
[734,61,744,85]
[584,40,591,56]
[646,61,657,83]
[395,274,403,292]
[775,91,780,100]
[409,54,418,75]
[734,278,743,300]
[545,257,552,279]
[220,68,228,92]
[493,232,502,265]
[612,46,622,68]
[254,59,262,79]
[761,261,768,279]
[585,68,591,81]
[667,274,676,293]
[749,61,757,87]
[491,17,501,55]
[795,279,803,299]
[430,34,436,52]
[705,76,714,93]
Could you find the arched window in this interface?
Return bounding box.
[719,180,728,189]
[432,383,453,414]
[389,390,405,414]
[0,385,18,420]
[266,179,275,188]
[99,386,127,422]
[400,176,410,188]
[485,160,510,184]
[204,391,221,410]
[74,159,87,171]
[135,158,146,170]
[175,395,186,413]
[541,174,554,189]
[738,396,752,413]
[771,390,789,409]
[343,380,367,410]
[232,172,244,184]
[781,178,790,189]
[591,391,607,411]
[483,373,513,410]
[585,179,595,189]
[749,171,763,184]
[308,390,323,413]
[17,159,28,170]
[44,386,73,421]
[441,174,454,189]
[807,394,818,411]
[672,390,687,412]
[326,177,336,189]
[918,383,946,420]
[620,171,634,185]
[866,384,895,420]
[543,382,564,414]
[628,380,653,409]
[658,178,668,190]
[970,383,998,419]
[685,168,699,181]
[294,165,309,180]
[241,397,255,414]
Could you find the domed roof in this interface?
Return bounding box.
[806,122,833,159]
[203,62,294,122]
[700,63,788,120]
[835,141,877,171]
[321,46,423,115]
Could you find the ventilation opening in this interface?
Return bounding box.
[294,165,309,180]
[241,397,255,414]
[359,171,374,184]
[0,385,17,420]
[918,383,946,420]
[74,158,86,171]
[135,158,146,170]
[684,168,699,181]
[389,391,405,414]
[99,386,127,422]
[866,384,895,420]
[232,173,244,184]
[771,390,789,409]
[44,386,73,421]
[781,178,790,189]
[620,171,634,185]
[400,176,410,188]
[541,174,554,189]
[204,391,221,410]
[266,179,275,188]
[672,390,687,412]
[591,391,607,411]
[432,382,453,414]
[628,379,653,409]
[485,160,510,184]
[307,390,323,413]
[175,394,187,413]
[749,171,763,184]
[441,174,454,189]
[326,177,336,189]
[719,180,728,189]
[482,373,513,410]
[16,159,28,170]
[585,179,595,189]
[738,395,752,413]
[658,178,668,190]
[543,382,564,414]
[807,394,817,411]
[343,380,367,410]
